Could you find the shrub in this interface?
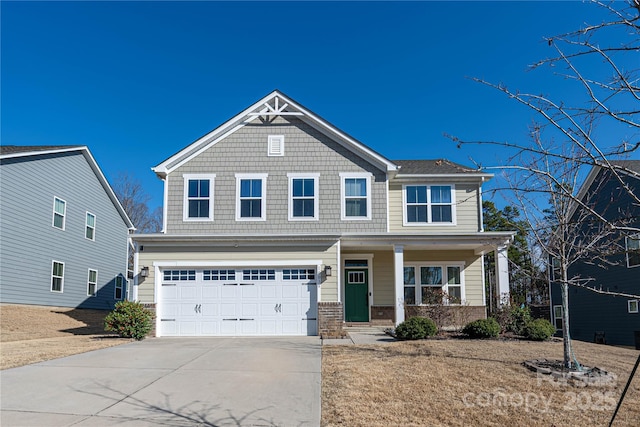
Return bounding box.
[462,318,500,339]
[394,316,437,340]
[523,318,556,341]
[104,300,153,340]
[509,306,532,336]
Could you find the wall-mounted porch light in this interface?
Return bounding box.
[324,265,332,277]
[140,266,149,277]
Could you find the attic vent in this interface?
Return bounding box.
[268,135,284,157]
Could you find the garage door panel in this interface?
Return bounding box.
[179,286,199,300]
[282,285,300,299]
[200,321,218,335]
[221,285,238,299]
[241,285,258,298]
[240,320,258,334]
[220,303,238,317]
[202,285,219,299]
[259,284,278,299]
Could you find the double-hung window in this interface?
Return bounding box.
[626,234,640,268]
[115,275,125,300]
[51,261,64,293]
[52,197,66,230]
[236,173,267,221]
[87,269,98,297]
[85,212,96,240]
[403,263,464,305]
[340,172,372,220]
[183,174,215,221]
[288,173,319,220]
[403,185,455,225]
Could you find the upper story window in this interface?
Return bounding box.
[626,234,640,268]
[288,173,319,221]
[85,212,96,240]
[183,174,215,221]
[403,185,455,225]
[52,197,66,230]
[236,173,267,221]
[340,172,372,220]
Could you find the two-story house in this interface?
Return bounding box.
[132,91,514,337]
[0,145,134,310]
[550,160,640,348]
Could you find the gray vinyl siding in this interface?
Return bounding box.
[165,116,388,234]
[0,151,129,309]
[550,171,640,347]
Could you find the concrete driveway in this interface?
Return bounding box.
[0,337,321,427]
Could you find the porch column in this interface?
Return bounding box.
[495,245,510,306]
[394,245,405,325]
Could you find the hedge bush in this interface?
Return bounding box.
[462,318,500,338]
[395,316,437,340]
[104,300,153,340]
[509,306,533,336]
[523,318,556,341]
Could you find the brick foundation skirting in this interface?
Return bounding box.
[318,302,347,339]
[371,305,395,322]
[405,305,486,329]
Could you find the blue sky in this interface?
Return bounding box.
[3,1,638,212]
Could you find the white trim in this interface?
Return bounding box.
[183,174,216,222]
[402,261,467,305]
[342,253,374,321]
[153,260,324,268]
[402,184,457,226]
[235,173,268,221]
[52,196,66,230]
[87,268,98,297]
[85,211,96,241]
[152,91,399,176]
[162,176,168,233]
[385,177,390,232]
[268,135,285,157]
[115,274,125,300]
[478,178,485,232]
[393,245,405,325]
[625,234,640,268]
[287,173,320,221]
[51,260,64,293]
[132,245,140,301]
[336,239,341,303]
[553,305,563,329]
[339,172,372,221]
[628,299,639,314]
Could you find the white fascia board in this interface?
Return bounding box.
[153,91,283,175]
[2,146,135,230]
[0,146,85,160]
[153,260,323,268]
[80,148,135,230]
[392,173,494,183]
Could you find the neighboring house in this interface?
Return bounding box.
[0,146,134,310]
[132,90,514,337]
[550,160,640,348]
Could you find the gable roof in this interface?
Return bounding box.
[1,145,135,230]
[153,90,399,177]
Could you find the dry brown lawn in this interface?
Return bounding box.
[322,338,640,427]
[1,304,131,370]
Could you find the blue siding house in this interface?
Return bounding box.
[0,146,134,310]
[550,161,640,348]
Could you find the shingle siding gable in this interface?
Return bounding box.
[165,116,387,234]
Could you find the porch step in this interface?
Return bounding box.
[344,325,391,333]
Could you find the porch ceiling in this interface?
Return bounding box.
[339,232,514,255]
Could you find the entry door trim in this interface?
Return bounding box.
[342,253,374,322]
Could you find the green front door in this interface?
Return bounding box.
[345,269,369,322]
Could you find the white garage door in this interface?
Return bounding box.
[159,267,318,336]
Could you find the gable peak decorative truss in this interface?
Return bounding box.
[247,95,304,119]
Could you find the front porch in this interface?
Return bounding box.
[318,232,513,337]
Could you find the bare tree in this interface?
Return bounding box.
[113,171,162,233]
[447,1,640,370]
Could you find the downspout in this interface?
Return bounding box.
[162,175,169,233]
